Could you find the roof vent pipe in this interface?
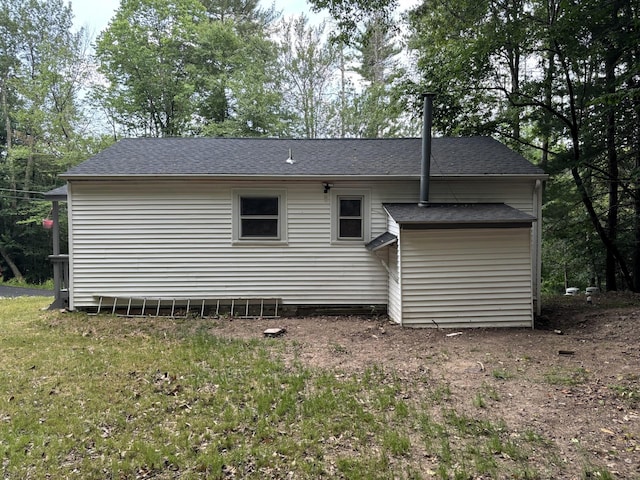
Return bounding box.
[419,93,435,207]
[285,148,295,164]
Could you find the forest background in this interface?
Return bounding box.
[0,0,638,294]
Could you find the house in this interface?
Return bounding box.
[59,118,546,327]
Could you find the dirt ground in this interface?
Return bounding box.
[209,293,640,478]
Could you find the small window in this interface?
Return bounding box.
[233,191,287,243]
[338,196,363,240]
[240,196,279,238]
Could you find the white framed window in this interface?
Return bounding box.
[338,196,363,239]
[233,190,287,243]
[332,190,370,243]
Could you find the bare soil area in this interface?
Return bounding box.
[209,293,640,479]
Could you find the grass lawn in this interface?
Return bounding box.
[1,298,561,479]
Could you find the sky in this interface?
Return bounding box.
[70,0,120,37]
[70,0,331,36]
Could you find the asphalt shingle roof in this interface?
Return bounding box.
[365,232,398,252]
[383,203,535,227]
[62,137,546,178]
[43,185,68,200]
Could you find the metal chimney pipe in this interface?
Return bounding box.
[419,93,435,207]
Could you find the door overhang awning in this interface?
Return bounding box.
[365,232,398,252]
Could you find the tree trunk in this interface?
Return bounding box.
[633,77,640,292]
[0,246,25,283]
[605,49,619,291]
[1,82,12,151]
[1,82,17,210]
[23,134,35,199]
[553,31,633,290]
[634,157,640,292]
[631,28,640,292]
[572,165,633,288]
[339,45,346,138]
[540,48,555,170]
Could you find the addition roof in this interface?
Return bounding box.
[62,137,546,179]
[383,203,536,229]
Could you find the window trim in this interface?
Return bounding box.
[233,190,287,244]
[331,189,370,243]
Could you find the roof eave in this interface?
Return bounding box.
[399,220,534,230]
[430,173,549,180]
[60,173,548,181]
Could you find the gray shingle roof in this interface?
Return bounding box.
[383,203,535,227]
[365,232,398,251]
[62,137,546,178]
[43,185,68,200]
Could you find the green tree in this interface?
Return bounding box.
[277,15,338,138]
[524,0,640,291]
[195,5,285,137]
[0,0,91,282]
[324,41,360,138]
[406,0,640,291]
[308,0,397,43]
[96,0,283,138]
[406,0,532,143]
[200,0,277,32]
[315,0,640,290]
[351,15,406,137]
[95,0,204,137]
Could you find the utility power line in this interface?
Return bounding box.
[0,187,47,195]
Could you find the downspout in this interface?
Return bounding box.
[419,93,435,207]
[534,179,543,317]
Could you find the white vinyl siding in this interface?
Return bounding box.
[373,178,536,214]
[68,180,390,309]
[66,177,539,324]
[429,179,535,214]
[399,228,533,328]
[386,216,401,323]
[387,242,401,323]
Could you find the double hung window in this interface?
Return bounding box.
[332,190,369,243]
[337,196,363,240]
[240,196,279,238]
[234,191,286,242]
